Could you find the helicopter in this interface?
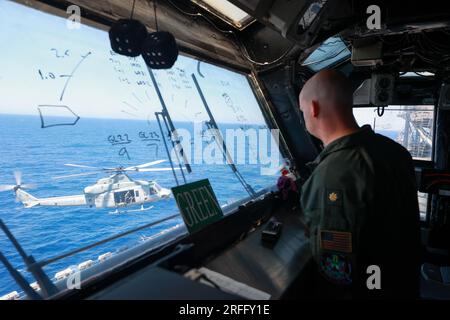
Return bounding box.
[0,160,178,212]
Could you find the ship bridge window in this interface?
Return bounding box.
[0,0,283,298]
[301,37,350,71]
[353,106,435,161]
[354,105,435,221]
[400,72,435,78]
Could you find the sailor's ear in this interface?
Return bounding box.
[311,100,320,118]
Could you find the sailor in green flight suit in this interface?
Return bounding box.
[298,70,421,299]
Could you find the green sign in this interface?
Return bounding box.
[172,179,223,234]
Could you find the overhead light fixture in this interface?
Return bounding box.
[191,0,255,30]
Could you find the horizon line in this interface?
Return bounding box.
[0,112,266,127]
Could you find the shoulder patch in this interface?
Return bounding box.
[320,230,352,253]
[319,252,352,285]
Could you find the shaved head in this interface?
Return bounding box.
[300,69,353,111]
[299,69,358,145]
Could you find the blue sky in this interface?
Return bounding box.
[0,0,266,125]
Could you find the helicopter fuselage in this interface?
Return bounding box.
[14,173,171,209]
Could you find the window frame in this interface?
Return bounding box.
[19,0,286,192]
[0,1,294,299]
[353,103,437,224]
[353,104,437,164]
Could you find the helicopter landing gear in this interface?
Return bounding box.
[109,205,154,214]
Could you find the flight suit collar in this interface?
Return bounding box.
[306,125,374,170]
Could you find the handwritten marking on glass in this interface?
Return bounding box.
[59,51,92,101]
[107,134,132,146]
[50,48,70,58]
[37,105,80,128]
[118,147,131,160]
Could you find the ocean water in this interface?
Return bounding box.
[0,114,278,296]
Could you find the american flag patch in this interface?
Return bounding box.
[320,230,352,253]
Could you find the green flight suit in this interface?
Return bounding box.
[301,125,421,299]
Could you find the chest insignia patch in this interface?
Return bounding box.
[328,192,338,202]
[325,189,342,206]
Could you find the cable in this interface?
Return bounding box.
[153,0,159,31]
[165,0,294,66]
[130,0,136,19]
[414,33,450,68]
[166,0,233,33]
[236,36,295,66]
[377,34,408,47]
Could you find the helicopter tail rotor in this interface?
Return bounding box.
[0,171,36,193]
[0,184,16,192]
[0,171,37,203]
[14,170,22,186]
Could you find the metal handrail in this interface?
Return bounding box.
[33,213,181,268]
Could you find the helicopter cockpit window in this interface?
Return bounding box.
[0,1,282,298]
[149,185,159,195]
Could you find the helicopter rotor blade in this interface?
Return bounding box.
[125,160,166,170]
[64,163,118,172]
[133,167,181,172]
[0,185,16,192]
[21,183,37,189]
[14,171,22,185]
[52,171,100,180]
[64,163,100,169]
[101,167,120,171]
